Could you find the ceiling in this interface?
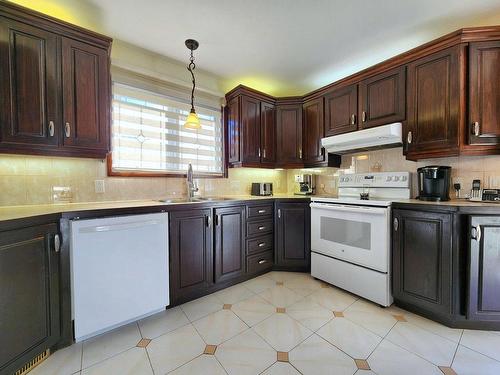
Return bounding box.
[85,0,500,96]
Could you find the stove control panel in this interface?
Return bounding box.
[339,172,411,188]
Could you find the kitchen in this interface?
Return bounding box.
[1,0,500,374]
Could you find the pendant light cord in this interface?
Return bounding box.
[187,50,196,112]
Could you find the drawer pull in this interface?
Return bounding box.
[471,226,482,242]
[48,121,55,137]
[258,242,266,247]
[258,226,266,230]
[65,122,71,138]
[258,209,266,214]
[258,259,267,264]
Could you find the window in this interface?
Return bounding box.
[110,82,223,176]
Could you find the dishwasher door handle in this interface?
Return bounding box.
[78,220,162,233]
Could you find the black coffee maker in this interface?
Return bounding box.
[417,166,451,201]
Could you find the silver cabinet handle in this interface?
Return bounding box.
[299,148,302,159]
[258,226,266,230]
[407,131,412,144]
[258,259,267,264]
[278,208,281,219]
[473,122,480,137]
[350,114,356,125]
[206,215,212,228]
[362,111,367,122]
[65,122,71,138]
[393,218,399,232]
[263,149,266,158]
[48,121,55,137]
[471,226,481,242]
[54,234,61,252]
[258,148,261,158]
[258,242,266,247]
[258,209,266,214]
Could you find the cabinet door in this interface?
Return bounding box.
[406,46,460,158]
[241,96,261,164]
[276,104,303,165]
[61,37,110,153]
[275,202,310,270]
[392,209,452,316]
[0,224,60,375]
[226,96,241,164]
[260,101,276,165]
[324,84,357,136]
[214,206,246,283]
[359,66,406,129]
[169,209,213,303]
[468,41,500,146]
[0,18,59,149]
[303,98,325,165]
[468,216,500,321]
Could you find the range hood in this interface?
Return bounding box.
[321,122,402,154]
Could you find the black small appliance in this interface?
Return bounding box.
[417,166,451,201]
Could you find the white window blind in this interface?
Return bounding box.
[111,82,223,176]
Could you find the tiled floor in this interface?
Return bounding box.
[30,271,500,375]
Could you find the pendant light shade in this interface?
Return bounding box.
[184,39,201,130]
[184,109,201,129]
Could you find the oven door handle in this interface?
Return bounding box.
[310,202,387,215]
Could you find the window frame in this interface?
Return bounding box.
[107,81,228,178]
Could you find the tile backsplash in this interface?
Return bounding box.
[1,147,499,206]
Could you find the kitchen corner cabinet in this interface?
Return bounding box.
[468,216,500,321]
[214,206,246,283]
[169,209,213,304]
[302,98,326,166]
[275,201,311,271]
[392,208,453,318]
[405,46,462,160]
[467,41,500,149]
[0,223,61,375]
[0,2,111,158]
[276,102,303,166]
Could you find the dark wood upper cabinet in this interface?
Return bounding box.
[468,216,500,321]
[226,96,241,164]
[392,209,452,317]
[61,37,110,153]
[276,103,303,166]
[275,201,310,271]
[302,98,325,166]
[214,206,246,284]
[0,2,111,158]
[406,46,461,160]
[468,41,500,147]
[0,223,60,375]
[241,96,261,164]
[0,18,60,149]
[169,209,213,304]
[324,84,358,136]
[359,66,406,129]
[260,101,276,165]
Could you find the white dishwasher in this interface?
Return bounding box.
[70,212,169,342]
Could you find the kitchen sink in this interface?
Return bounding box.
[157,196,237,203]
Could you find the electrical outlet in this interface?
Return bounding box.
[94,179,105,194]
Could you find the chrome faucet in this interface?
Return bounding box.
[187,163,198,201]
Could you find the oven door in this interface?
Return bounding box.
[310,202,390,272]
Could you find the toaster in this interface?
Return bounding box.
[251,183,273,196]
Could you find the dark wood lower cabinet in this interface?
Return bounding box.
[169,209,213,304]
[0,223,60,375]
[214,206,246,284]
[392,209,453,317]
[275,202,311,271]
[468,216,500,321]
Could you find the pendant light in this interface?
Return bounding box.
[184,39,201,130]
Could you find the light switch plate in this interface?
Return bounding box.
[94,180,105,194]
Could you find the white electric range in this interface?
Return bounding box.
[310,171,411,306]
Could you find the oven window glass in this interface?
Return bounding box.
[320,217,371,250]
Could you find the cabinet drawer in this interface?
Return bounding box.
[247,234,273,255]
[247,204,273,219]
[247,251,273,275]
[247,220,273,236]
